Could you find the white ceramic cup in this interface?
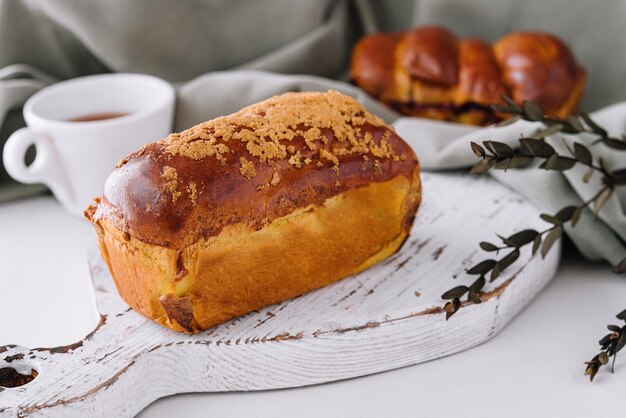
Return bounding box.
[3,73,175,217]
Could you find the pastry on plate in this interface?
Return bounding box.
[86,90,421,333]
[351,26,586,125]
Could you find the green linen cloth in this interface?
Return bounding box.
[1,0,626,266]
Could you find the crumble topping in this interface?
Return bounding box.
[270,171,280,186]
[288,151,303,168]
[239,157,256,179]
[319,148,339,166]
[187,182,198,206]
[159,91,399,172]
[161,166,182,203]
[149,91,406,203]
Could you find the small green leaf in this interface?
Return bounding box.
[532,234,542,255]
[496,233,515,247]
[594,187,613,215]
[598,351,609,365]
[585,357,601,381]
[499,249,520,271]
[508,154,534,168]
[599,334,613,347]
[567,115,584,132]
[441,285,469,300]
[571,207,583,226]
[556,206,577,222]
[602,138,626,150]
[483,140,513,158]
[494,158,512,170]
[523,101,544,121]
[540,213,562,225]
[540,153,558,170]
[580,113,608,136]
[469,276,486,293]
[539,155,576,171]
[491,103,511,114]
[573,142,592,165]
[519,138,555,158]
[471,158,495,174]
[541,226,562,258]
[612,168,626,185]
[500,94,522,113]
[490,262,501,281]
[480,242,499,252]
[471,142,485,158]
[467,259,497,275]
[468,290,481,304]
[506,229,539,247]
[532,123,564,139]
[495,114,521,127]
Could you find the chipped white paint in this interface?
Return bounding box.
[0,173,560,417]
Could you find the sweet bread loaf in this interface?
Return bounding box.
[86,91,421,333]
[351,26,586,125]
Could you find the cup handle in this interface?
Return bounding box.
[3,127,74,206]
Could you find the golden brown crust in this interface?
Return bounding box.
[399,26,459,88]
[92,91,417,249]
[86,91,422,333]
[493,32,586,118]
[351,26,586,125]
[349,32,404,102]
[92,174,420,333]
[456,38,507,106]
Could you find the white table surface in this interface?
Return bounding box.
[2,195,626,418]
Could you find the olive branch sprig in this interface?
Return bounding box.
[492,95,625,150]
[440,95,626,381]
[584,310,626,381]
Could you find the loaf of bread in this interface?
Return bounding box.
[351,26,586,125]
[85,91,421,333]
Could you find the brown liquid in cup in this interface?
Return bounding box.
[68,113,129,122]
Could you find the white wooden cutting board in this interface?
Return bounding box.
[0,172,560,417]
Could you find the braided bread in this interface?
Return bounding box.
[351,26,586,125]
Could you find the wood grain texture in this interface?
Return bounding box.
[0,173,560,417]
